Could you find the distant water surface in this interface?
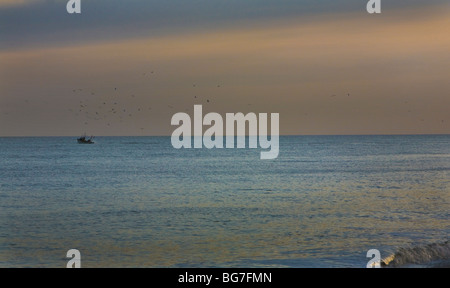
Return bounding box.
[0,135,449,267]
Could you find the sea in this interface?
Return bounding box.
[0,135,449,268]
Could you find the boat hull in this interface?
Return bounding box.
[77,139,94,144]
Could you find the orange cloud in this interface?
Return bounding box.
[1,8,449,136]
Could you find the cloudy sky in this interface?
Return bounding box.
[0,0,449,136]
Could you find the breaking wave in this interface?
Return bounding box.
[381,241,450,268]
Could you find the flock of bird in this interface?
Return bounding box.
[69,70,221,130]
[71,88,152,127]
[63,71,445,132]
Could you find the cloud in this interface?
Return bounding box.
[1,0,449,51]
[0,0,41,7]
[1,8,449,136]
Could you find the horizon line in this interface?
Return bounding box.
[1,133,450,138]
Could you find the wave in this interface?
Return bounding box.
[381,241,450,268]
[122,142,159,145]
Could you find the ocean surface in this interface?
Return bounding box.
[0,135,449,268]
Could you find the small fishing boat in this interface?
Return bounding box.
[77,134,95,144]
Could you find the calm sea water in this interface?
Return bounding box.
[0,135,449,268]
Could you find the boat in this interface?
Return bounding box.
[77,134,95,144]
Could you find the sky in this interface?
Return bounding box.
[0,0,449,136]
